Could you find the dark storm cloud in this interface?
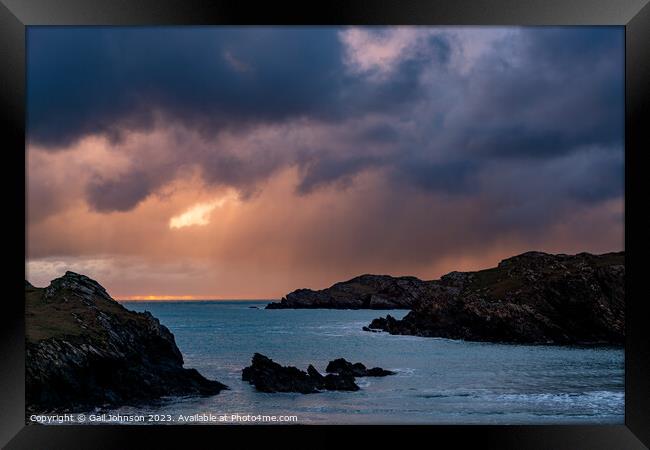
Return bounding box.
[86,170,154,212]
[296,154,383,194]
[395,159,479,194]
[27,27,436,149]
[563,150,624,204]
[27,26,624,217]
[451,28,624,161]
[27,27,348,147]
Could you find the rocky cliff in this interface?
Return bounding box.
[366,252,624,345]
[25,272,227,414]
[266,274,433,309]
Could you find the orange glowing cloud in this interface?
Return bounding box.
[26,125,624,300]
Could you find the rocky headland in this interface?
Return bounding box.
[242,353,395,393]
[366,252,624,345]
[25,272,227,414]
[266,274,433,309]
[266,251,624,345]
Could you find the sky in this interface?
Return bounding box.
[25,26,624,300]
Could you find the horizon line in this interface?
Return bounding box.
[115,297,277,302]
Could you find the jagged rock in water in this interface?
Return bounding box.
[322,373,359,391]
[307,364,324,381]
[325,358,395,377]
[242,353,359,393]
[25,271,227,414]
[242,353,318,393]
[366,251,625,345]
[266,274,434,309]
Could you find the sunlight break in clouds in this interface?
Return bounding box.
[169,192,237,229]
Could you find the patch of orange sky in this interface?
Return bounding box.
[26,128,624,300]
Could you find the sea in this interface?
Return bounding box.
[98,301,624,425]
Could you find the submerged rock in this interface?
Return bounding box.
[326,358,395,377]
[25,272,227,415]
[242,353,359,393]
[366,251,625,345]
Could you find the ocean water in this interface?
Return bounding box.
[104,301,623,424]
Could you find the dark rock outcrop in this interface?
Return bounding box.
[326,358,395,377]
[321,373,360,391]
[25,271,227,414]
[366,252,625,345]
[242,353,359,393]
[266,274,432,309]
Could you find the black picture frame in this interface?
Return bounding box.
[2,0,648,448]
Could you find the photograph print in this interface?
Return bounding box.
[26,26,624,425]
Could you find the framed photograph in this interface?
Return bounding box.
[2,0,649,448]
